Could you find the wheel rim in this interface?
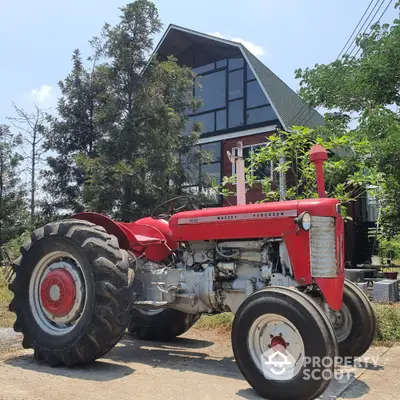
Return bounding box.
[331,303,352,343]
[29,251,87,336]
[248,314,305,381]
[137,308,164,316]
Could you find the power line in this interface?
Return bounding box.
[290,0,379,125]
[291,0,390,126]
[336,0,377,59]
[295,0,384,125]
[301,0,394,127]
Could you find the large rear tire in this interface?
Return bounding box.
[8,219,134,366]
[332,279,376,358]
[232,287,337,400]
[128,308,201,341]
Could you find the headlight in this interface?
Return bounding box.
[295,212,311,231]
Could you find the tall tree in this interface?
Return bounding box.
[7,103,47,227]
[0,125,27,243]
[44,47,107,213]
[295,2,400,234]
[75,1,205,220]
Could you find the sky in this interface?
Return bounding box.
[0,0,398,125]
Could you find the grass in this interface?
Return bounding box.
[195,312,234,333]
[0,272,14,328]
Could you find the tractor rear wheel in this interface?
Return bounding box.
[8,219,134,366]
[128,308,201,341]
[232,287,337,400]
[330,279,376,358]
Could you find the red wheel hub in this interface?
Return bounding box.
[271,336,287,349]
[40,268,76,317]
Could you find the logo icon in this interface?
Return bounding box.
[262,344,297,381]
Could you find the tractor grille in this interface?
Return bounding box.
[309,216,337,278]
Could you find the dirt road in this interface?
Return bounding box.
[0,328,398,400]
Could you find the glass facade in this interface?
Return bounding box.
[186,57,277,137]
[184,57,277,195]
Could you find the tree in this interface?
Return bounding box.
[75,1,205,220]
[294,2,400,234]
[43,47,107,214]
[215,123,381,217]
[7,103,47,227]
[0,125,27,244]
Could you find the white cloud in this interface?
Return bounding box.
[30,85,53,104]
[208,31,225,39]
[207,32,265,57]
[231,37,265,57]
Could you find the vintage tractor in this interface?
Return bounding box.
[8,144,375,400]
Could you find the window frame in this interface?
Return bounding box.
[188,58,278,136]
[231,142,274,183]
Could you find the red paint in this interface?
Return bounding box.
[271,336,287,349]
[72,212,176,263]
[309,144,328,198]
[72,196,345,310]
[315,276,345,311]
[40,269,76,317]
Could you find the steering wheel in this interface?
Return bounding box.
[151,195,197,219]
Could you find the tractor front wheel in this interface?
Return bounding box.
[128,308,201,341]
[232,287,337,400]
[329,279,376,358]
[8,220,134,366]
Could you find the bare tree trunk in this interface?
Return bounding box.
[7,103,47,229]
[30,123,36,226]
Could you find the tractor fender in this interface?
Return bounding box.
[71,212,176,263]
[72,212,132,250]
[315,276,345,311]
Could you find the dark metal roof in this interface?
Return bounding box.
[152,25,325,130]
[242,48,325,129]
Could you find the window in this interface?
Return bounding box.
[216,59,227,68]
[232,143,273,181]
[187,59,275,136]
[247,105,277,124]
[187,113,215,134]
[201,142,221,162]
[216,109,227,130]
[200,142,221,186]
[229,58,244,70]
[247,80,268,108]
[193,62,214,75]
[195,70,226,112]
[229,69,244,100]
[201,163,221,185]
[229,99,244,128]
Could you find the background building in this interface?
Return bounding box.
[152,24,377,266]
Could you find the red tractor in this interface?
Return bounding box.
[8,144,375,400]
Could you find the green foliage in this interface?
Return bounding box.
[3,231,30,260]
[43,47,109,214]
[44,1,208,221]
[0,125,28,244]
[195,312,234,331]
[215,125,382,214]
[374,303,400,343]
[294,4,400,234]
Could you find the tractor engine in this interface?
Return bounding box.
[132,238,296,314]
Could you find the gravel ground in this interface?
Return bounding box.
[0,327,396,400]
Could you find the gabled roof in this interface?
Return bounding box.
[152,25,325,130]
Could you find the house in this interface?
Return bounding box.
[151,24,377,266]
